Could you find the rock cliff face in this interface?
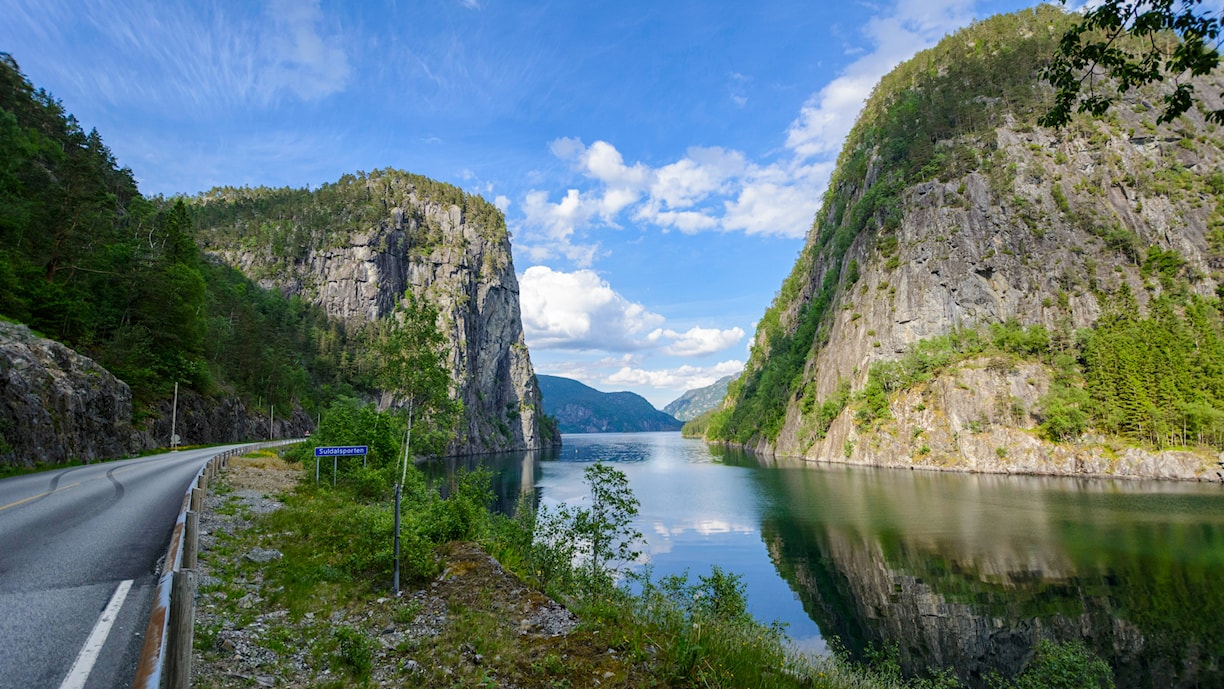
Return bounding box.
[197,170,552,455]
[712,7,1224,481]
[0,321,313,467]
[0,322,134,466]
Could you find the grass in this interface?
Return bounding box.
[193,452,1115,689]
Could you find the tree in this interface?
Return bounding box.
[571,462,643,587]
[1041,0,1223,128]
[375,291,461,482]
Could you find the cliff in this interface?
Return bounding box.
[0,322,308,467]
[0,321,135,466]
[193,170,553,455]
[704,7,1224,481]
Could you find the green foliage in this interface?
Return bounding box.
[711,8,1074,446]
[1041,0,1223,127]
[631,568,796,688]
[424,467,494,543]
[328,626,375,681]
[0,54,345,416]
[376,292,462,461]
[191,168,507,258]
[1038,383,1090,441]
[993,640,1115,689]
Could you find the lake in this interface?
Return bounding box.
[434,431,1224,688]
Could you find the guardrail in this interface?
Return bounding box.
[132,439,303,689]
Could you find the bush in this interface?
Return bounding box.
[996,640,1115,689]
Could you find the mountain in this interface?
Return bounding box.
[537,375,683,433]
[0,54,552,466]
[698,6,1224,481]
[664,375,736,421]
[191,170,554,455]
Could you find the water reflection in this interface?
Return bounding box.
[430,434,1224,688]
[750,458,1224,688]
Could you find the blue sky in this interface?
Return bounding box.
[3,0,1054,408]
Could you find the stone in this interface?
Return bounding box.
[244,548,283,563]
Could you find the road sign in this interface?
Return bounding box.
[314,445,368,457]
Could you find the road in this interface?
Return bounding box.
[0,445,245,689]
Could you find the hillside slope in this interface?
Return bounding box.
[701,6,1224,481]
[664,375,736,422]
[538,375,682,433]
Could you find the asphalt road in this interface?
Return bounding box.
[0,445,245,689]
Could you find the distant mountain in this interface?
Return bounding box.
[537,375,683,433]
[664,375,736,421]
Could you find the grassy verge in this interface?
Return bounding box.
[193,451,1114,689]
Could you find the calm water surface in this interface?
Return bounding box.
[438,432,1224,688]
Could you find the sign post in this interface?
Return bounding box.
[313,446,369,485]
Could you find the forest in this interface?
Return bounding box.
[0,53,360,417]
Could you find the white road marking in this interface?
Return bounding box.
[58,579,134,689]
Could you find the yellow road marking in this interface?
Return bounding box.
[0,482,81,512]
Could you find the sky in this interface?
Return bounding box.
[2,0,1060,408]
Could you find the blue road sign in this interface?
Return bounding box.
[314,445,368,457]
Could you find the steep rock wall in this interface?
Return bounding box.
[719,8,1224,480]
[202,172,549,455]
[0,321,313,467]
[0,322,134,466]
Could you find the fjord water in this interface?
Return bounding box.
[438,432,1224,688]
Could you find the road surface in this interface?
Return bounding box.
[0,446,245,689]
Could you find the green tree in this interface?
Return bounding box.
[375,291,461,481]
[1042,0,1223,127]
[571,462,643,587]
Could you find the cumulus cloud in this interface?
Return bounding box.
[516,0,989,259]
[653,326,745,357]
[519,267,745,357]
[519,266,664,351]
[519,190,600,266]
[520,138,821,250]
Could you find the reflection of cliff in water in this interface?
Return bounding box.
[749,461,1224,689]
[425,446,554,515]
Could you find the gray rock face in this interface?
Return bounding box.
[207,174,549,454]
[749,82,1224,480]
[0,321,313,467]
[0,321,134,466]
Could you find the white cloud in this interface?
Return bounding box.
[785,0,975,159]
[493,195,511,212]
[520,267,746,359]
[653,326,745,357]
[515,0,991,256]
[519,266,664,351]
[605,360,744,390]
[262,0,352,101]
[8,0,351,111]
[519,189,600,266]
